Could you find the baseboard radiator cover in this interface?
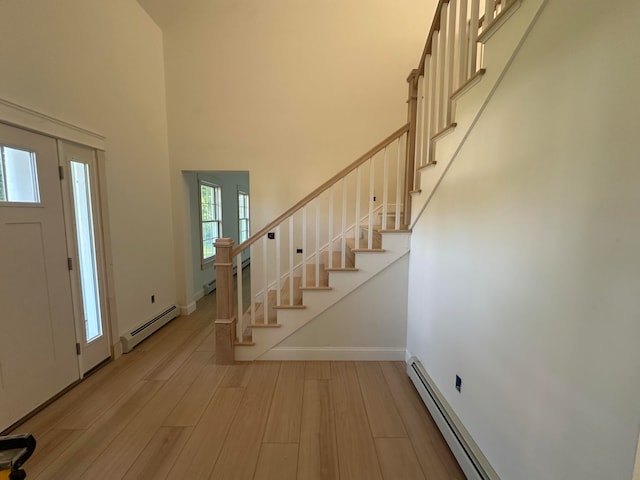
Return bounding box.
[407,357,499,480]
[121,304,178,353]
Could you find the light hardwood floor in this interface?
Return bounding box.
[10,293,464,479]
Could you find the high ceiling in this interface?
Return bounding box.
[137,0,190,29]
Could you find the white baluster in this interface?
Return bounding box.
[250,244,255,327]
[446,0,457,125]
[396,136,404,231]
[355,166,361,249]
[288,217,293,305]
[341,178,347,268]
[431,31,441,141]
[236,252,243,342]
[458,0,469,85]
[328,187,334,269]
[415,75,425,170]
[262,236,268,324]
[437,7,447,131]
[382,145,389,235]
[469,0,480,76]
[485,0,496,28]
[368,156,375,245]
[423,55,432,167]
[302,207,307,286]
[315,201,320,286]
[275,225,281,307]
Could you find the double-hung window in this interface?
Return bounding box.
[200,181,222,264]
[238,189,249,244]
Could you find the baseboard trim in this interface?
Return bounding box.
[179,301,196,316]
[258,347,405,361]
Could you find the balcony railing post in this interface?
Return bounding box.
[214,237,236,365]
[404,69,420,226]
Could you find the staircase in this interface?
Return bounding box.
[214,0,543,364]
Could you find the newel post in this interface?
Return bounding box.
[214,238,236,365]
[403,68,419,227]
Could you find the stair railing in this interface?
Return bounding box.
[214,124,410,363]
[406,0,519,199]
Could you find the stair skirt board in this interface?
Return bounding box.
[258,347,405,361]
[407,358,499,480]
[120,304,179,353]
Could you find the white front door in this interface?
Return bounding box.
[58,141,111,373]
[0,123,80,430]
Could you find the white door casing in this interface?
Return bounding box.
[58,140,111,374]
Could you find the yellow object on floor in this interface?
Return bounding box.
[0,434,36,480]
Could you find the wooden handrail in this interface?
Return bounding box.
[232,123,410,257]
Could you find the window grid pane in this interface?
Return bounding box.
[238,191,250,243]
[200,182,222,261]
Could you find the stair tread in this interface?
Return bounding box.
[248,323,281,328]
[274,304,306,310]
[325,267,359,272]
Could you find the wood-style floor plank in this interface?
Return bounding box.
[78,351,213,479]
[375,437,426,480]
[166,387,243,480]
[304,361,331,379]
[253,443,299,480]
[24,428,84,479]
[209,362,281,480]
[122,426,193,480]
[163,363,228,427]
[263,361,305,443]
[219,363,254,387]
[34,380,162,480]
[331,362,383,480]
[356,361,407,438]
[380,362,465,479]
[298,379,339,480]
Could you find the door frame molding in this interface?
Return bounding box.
[0,96,105,151]
[0,99,121,364]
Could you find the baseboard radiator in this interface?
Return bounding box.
[407,357,499,480]
[120,304,179,353]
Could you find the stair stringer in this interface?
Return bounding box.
[235,231,411,361]
[411,0,549,227]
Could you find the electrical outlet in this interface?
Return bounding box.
[151,295,155,303]
[296,248,303,254]
[267,232,275,239]
[455,375,462,392]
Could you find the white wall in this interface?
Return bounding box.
[275,253,408,359]
[162,0,438,307]
[0,0,175,338]
[406,0,640,478]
